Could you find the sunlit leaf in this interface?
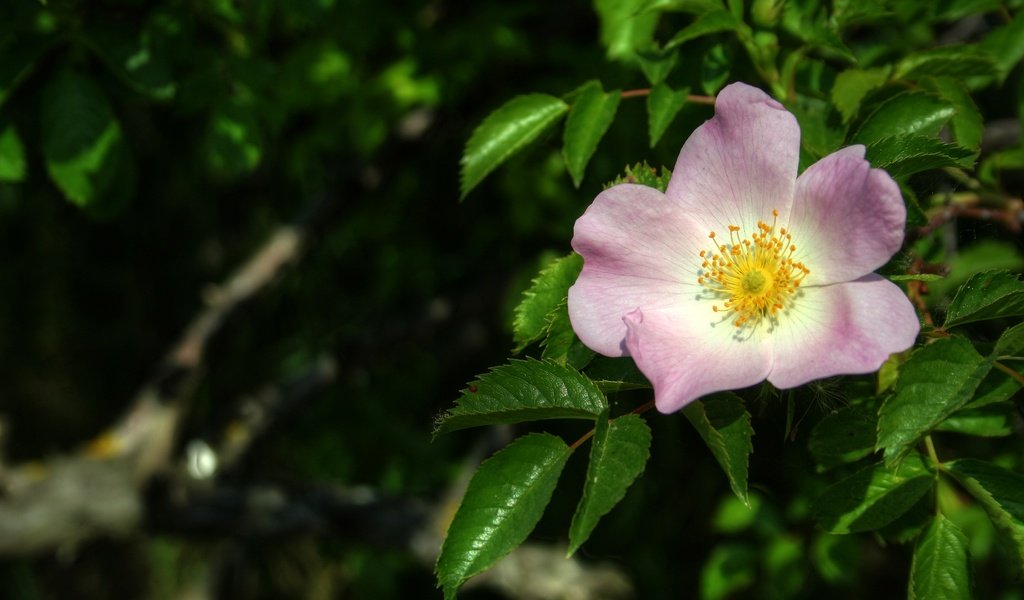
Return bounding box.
[852,91,956,146]
[864,134,975,178]
[830,67,891,123]
[513,253,583,351]
[944,270,1024,327]
[563,81,621,188]
[664,10,740,50]
[909,514,973,600]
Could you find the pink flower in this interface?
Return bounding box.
[568,82,920,413]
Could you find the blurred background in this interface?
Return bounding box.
[0,0,1022,598]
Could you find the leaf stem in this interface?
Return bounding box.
[620,88,716,105]
[993,360,1024,385]
[569,400,656,450]
[924,435,942,468]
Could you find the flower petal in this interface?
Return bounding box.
[624,306,771,413]
[665,82,800,234]
[569,184,706,356]
[789,145,905,285]
[767,274,919,389]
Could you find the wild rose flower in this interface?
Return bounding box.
[568,82,920,413]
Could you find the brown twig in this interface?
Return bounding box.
[620,88,716,105]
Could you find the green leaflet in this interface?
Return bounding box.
[683,393,753,505]
[512,253,583,351]
[876,336,991,464]
[540,299,596,369]
[852,91,956,146]
[0,124,26,183]
[864,134,974,178]
[909,514,973,600]
[567,414,652,555]
[562,81,621,188]
[894,44,999,82]
[813,454,934,534]
[459,93,569,199]
[584,356,651,393]
[830,66,891,123]
[664,10,740,50]
[945,459,1024,571]
[808,403,878,470]
[433,359,607,436]
[436,433,573,599]
[944,270,1024,328]
[594,0,659,61]
[646,83,689,148]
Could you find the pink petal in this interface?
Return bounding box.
[789,145,905,286]
[767,275,920,389]
[665,82,801,234]
[569,184,707,357]
[624,306,772,413]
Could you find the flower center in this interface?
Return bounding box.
[696,209,810,328]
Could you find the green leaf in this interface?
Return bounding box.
[205,103,263,178]
[864,134,975,178]
[567,414,652,555]
[0,124,26,183]
[636,45,679,85]
[604,162,672,192]
[919,77,983,156]
[512,253,583,351]
[540,299,596,368]
[41,70,127,209]
[945,270,1024,328]
[808,403,878,470]
[995,321,1024,357]
[894,45,999,82]
[86,22,177,100]
[460,94,569,199]
[563,81,621,188]
[888,274,944,282]
[830,67,891,123]
[877,336,992,464]
[936,403,1014,437]
[700,543,758,600]
[583,356,651,393]
[909,514,973,600]
[788,95,846,160]
[594,0,660,61]
[966,368,1022,409]
[934,0,1003,21]
[701,42,731,95]
[945,459,1024,570]
[436,433,572,598]
[647,83,689,148]
[683,393,753,505]
[813,454,934,534]
[852,92,956,146]
[978,11,1024,83]
[664,10,740,50]
[434,359,607,436]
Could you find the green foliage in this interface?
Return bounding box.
[852,92,956,146]
[864,135,975,178]
[434,359,607,436]
[647,83,690,148]
[512,253,583,351]
[562,81,621,188]
[460,94,569,199]
[568,414,652,555]
[0,124,26,183]
[830,67,890,123]
[945,460,1024,570]
[877,336,992,464]
[944,271,1024,327]
[909,514,973,600]
[813,454,934,534]
[809,403,877,470]
[683,393,753,505]
[436,433,573,599]
[664,10,741,50]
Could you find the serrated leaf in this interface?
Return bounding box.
[945,270,1024,328]
[460,94,569,199]
[909,514,972,600]
[995,321,1024,357]
[920,77,982,155]
[683,393,753,505]
[647,83,689,148]
[894,45,999,82]
[513,253,583,351]
[563,81,621,188]
[830,67,891,123]
[864,134,975,178]
[809,403,878,470]
[0,124,26,183]
[436,433,572,598]
[852,92,956,146]
[595,0,660,61]
[604,162,672,192]
[636,45,679,85]
[568,414,652,555]
[966,367,1022,409]
[664,10,740,50]
[936,403,1014,437]
[946,459,1024,571]
[434,359,607,436]
[540,299,596,368]
[813,454,934,534]
[877,337,992,464]
[583,356,651,393]
[41,70,127,209]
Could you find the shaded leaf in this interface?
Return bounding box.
[946,459,1024,571]
[563,81,621,188]
[936,403,1014,437]
[86,22,177,100]
[813,454,934,534]
[568,414,652,555]
[830,66,890,123]
[701,42,731,95]
[877,336,991,464]
[583,356,651,393]
[436,433,572,599]
[945,270,1024,328]
[513,253,583,351]
[460,94,569,199]
[205,103,263,178]
[995,321,1024,357]
[909,514,973,600]
[809,403,878,470]
[0,124,26,183]
[636,45,679,85]
[683,393,753,505]
[894,45,999,82]
[434,359,607,436]
[647,83,689,147]
[540,299,596,368]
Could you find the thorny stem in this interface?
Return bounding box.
[994,360,1024,385]
[620,88,716,105]
[568,399,657,450]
